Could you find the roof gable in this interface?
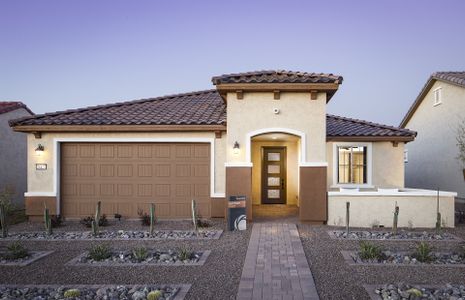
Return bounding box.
[0,101,34,116]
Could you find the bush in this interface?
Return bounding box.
[197,219,211,228]
[80,214,108,228]
[4,241,28,260]
[147,290,162,300]
[359,241,382,260]
[178,246,193,261]
[413,242,433,262]
[132,246,148,262]
[64,289,80,298]
[88,243,111,261]
[137,209,150,226]
[51,215,63,228]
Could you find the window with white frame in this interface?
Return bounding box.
[433,87,442,106]
[337,146,367,184]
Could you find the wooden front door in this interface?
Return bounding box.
[261,147,286,204]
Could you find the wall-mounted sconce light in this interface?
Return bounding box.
[35,144,44,156]
[233,141,240,155]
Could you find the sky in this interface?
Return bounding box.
[1,0,464,126]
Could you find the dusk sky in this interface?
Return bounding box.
[1,0,464,126]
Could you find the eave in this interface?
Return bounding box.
[12,124,227,133]
[326,135,415,143]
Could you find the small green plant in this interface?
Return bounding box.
[88,243,111,261]
[150,203,155,236]
[413,242,433,263]
[51,215,63,228]
[178,246,193,261]
[147,290,162,300]
[191,199,198,232]
[132,246,148,262]
[345,202,350,234]
[435,189,441,234]
[80,214,108,228]
[44,204,52,235]
[392,203,399,235]
[92,201,102,236]
[4,241,28,260]
[137,208,151,226]
[359,241,382,260]
[0,202,8,238]
[63,289,80,298]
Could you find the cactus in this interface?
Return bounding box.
[92,201,101,237]
[44,204,52,235]
[435,189,441,233]
[149,203,155,236]
[191,199,198,232]
[64,289,80,298]
[345,202,350,235]
[147,290,162,300]
[0,202,7,238]
[393,202,399,236]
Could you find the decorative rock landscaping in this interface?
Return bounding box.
[0,251,54,267]
[342,250,465,266]
[365,283,465,300]
[0,229,223,240]
[329,230,461,241]
[0,284,191,300]
[68,250,211,266]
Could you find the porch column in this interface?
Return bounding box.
[299,165,327,223]
[225,165,253,221]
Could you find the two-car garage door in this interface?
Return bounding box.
[60,143,211,219]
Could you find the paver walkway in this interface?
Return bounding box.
[237,223,319,300]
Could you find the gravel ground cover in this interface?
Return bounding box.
[299,225,465,300]
[0,284,188,300]
[0,219,250,300]
[342,250,465,266]
[330,230,461,241]
[0,250,54,266]
[365,283,465,300]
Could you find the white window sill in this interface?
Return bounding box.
[331,184,374,189]
[433,101,442,107]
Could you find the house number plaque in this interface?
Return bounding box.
[36,163,47,171]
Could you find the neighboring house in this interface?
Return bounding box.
[0,102,34,207]
[400,72,465,204]
[9,70,456,227]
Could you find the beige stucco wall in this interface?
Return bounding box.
[226,91,327,164]
[251,140,299,205]
[404,80,465,199]
[26,131,226,196]
[326,141,405,188]
[328,193,455,228]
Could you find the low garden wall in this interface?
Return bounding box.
[328,189,456,228]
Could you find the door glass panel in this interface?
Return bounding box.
[267,177,280,186]
[267,152,280,161]
[268,165,280,174]
[268,189,280,198]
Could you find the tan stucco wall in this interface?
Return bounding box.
[328,194,455,228]
[26,131,226,196]
[326,141,405,188]
[226,91,327,164]
[251,140,299,205]
[404,80,465,199]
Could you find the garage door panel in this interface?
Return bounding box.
[61,143,211,219]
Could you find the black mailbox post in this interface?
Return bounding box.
[228,196,246,231]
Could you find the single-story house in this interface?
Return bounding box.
[0,101,34,207]
[9,70,456,227]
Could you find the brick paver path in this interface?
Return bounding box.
[237,223,319,300]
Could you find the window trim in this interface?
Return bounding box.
[332,142,373,188]
[433,87,442,106]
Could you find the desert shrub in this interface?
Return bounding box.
[413,242,433,262]
[137,209,151,226]
[132,246,148,262]
[63,289,80,298]
[80,214,108,228]
[196,219,211,228]
[178,246,193,261]
[359,241,382,260]
[51,215,63,228]
[4,241,28,260]
[147,290,162,300]
[88,243,111,261]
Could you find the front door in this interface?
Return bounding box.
[262,147,286,204]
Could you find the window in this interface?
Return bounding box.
[337,146,367,184]
[433,87,442,106]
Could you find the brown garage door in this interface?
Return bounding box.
[60,143,210,219]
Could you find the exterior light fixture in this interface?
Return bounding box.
[35,144,45,156]
[233,141,240,155]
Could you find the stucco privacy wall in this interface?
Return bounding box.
[405,80,465,199]
[226,92,326,164]
[328,193,455,228]
[26,131,226,197]
[251,140,299,206]
[326,141,405,188]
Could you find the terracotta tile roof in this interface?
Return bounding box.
[211,70,343,85]
[0,101,34,115]
[327,114,416,139]
[400,71,465,127]
[10,90,226,126]
[10,90,414,140]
